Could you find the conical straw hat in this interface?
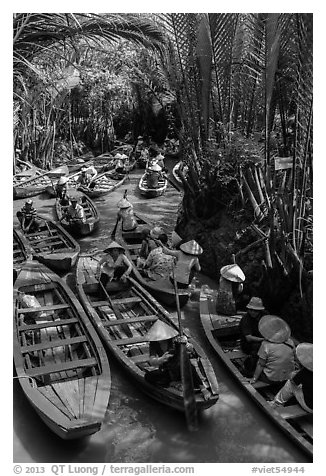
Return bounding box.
[220,264,245,283]
[296,343,313,371]
[58,176,68,185]
[114,153,122,159]
[145,320,179,341]
[180,240,203,255]
[103,241,125,253]
[117,198,132,209]
[258,315,291,343]
[148,163,162,172]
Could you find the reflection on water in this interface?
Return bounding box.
[13,160,309,463]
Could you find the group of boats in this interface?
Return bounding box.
[13,153,313,459]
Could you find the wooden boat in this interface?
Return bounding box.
[13,228,32,270]
[13,166,43,187]
[138,172,168,198]
[16,218,80,272]
[55,192,99,237]
[172,161,188,190]
[14,165,69,200]
[13,261,111,439]
[76,255,219,413]
[77,170,127,199]
[66,152,95,173]
[199,288,313,458]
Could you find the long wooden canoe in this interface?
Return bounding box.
[78,171,127,199]
[14,165,69,200]
[76,255,219,413]
[199,287,313,458]
[55,192,99,237]
[138,173,168,198]
[13,167,43,187]
[13,261,111,439]
[13,228,32,270]
[16,218,80,273]
[116,213,189,308]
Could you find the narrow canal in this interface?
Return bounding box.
[13,159,310,463]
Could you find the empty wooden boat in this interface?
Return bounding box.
[13,261,111,439]
[14,165,69,200]
[77,170,127,199]
[199,287,313,458]
[55,192,99,237]
[13,228,32,270]
[138,172,168,198]
[13,166,43,187]
[16,218,80,272]
[76,255,219,413]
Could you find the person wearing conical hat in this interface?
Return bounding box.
[62,194,86,224]
[250,315,295,385]
[270,343,313,412]
[146,162,163,189]
[216,263,246,316]
[116,195,138,232]
[158,238,203,288]
[76,164,97,188]
[16,199,40,233]
[239,297,267,376]
[144,320,210,400]
[97,240,133,288]
[114,153,125,174]
[55,175,69,200]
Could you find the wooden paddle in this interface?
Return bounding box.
[172,268,198,432]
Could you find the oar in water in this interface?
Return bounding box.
[172,268,198,432]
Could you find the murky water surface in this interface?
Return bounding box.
[13,160,310,463]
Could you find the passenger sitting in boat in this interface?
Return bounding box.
[215,263,245,316]
[55,176,69,201]
[148,145,166,171]
[270,343,313,413]
[146,163,162,189]
[63,196,86,223]
[97,241,133,288]
[141,233,175,281]
[144,320,210,400]
[16,199,41,233]
[114,153,125,174]
[77,165,97,189]
[159,239,202,288]
[117,197,138,232]
[239,297,266,375]
[250,315,296,386]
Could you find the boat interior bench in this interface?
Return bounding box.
[18,303,70,314]
[18,317,79,331]
[276,404,310,420]
[25,357,97,378]
[21,336,87,353]
[103,315,157,327]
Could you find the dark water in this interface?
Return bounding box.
[13,160,310,463]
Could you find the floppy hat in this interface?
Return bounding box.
[117,198,132,209]
[246,297,265,311]
[296,343,313,371]
[180,240,203,256]
[58,176,68,185]
[145,320,179,341]
[150,226,163,239]
[103,241,125,253]
[220,264,245,283]
[258,315,291,343]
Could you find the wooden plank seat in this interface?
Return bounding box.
[224,349,247,359]
[276,404,310,420]
[111,297,142,305]
[29,235,64,243]
[18,317,79,331]
[91,300,113,308]
[18,303,70,314]
[113,336,148,346]
[103,315,158,327]
[21,336,87,353]
[25,357,98,378]
[27,229,58,238]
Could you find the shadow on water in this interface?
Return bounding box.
[13,159,311,463]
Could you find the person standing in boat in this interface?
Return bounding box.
[158,239,202,288]
[55,176,69,202]
[97,241,133,288]
[116,197,138,232]
[250,315,296,385]
[144,320,210,400]
[76,165,97,188]
[62,196,86,224]
[114,153,125,175]
[215,263,245,315]
[270,343,313,413]
[16,199,41,233]
[146,162,163,189]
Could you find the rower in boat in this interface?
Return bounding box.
[270,343,313,413]
[77,165,97,189]
[114,153,125,174]
[215,263,245,316]
[138,226,162,264]
[96,241,133,290]
[250,315,296,386]
[61,196,86,225]
[55,176,69,202]
[140,233,175,281]
[144,320,210,400]
[239,296,267,376]
[16,199,41,233]
[146,162,163,189]
[159,239,203,289]
[148,145,166,171]
[117,196,138,232]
